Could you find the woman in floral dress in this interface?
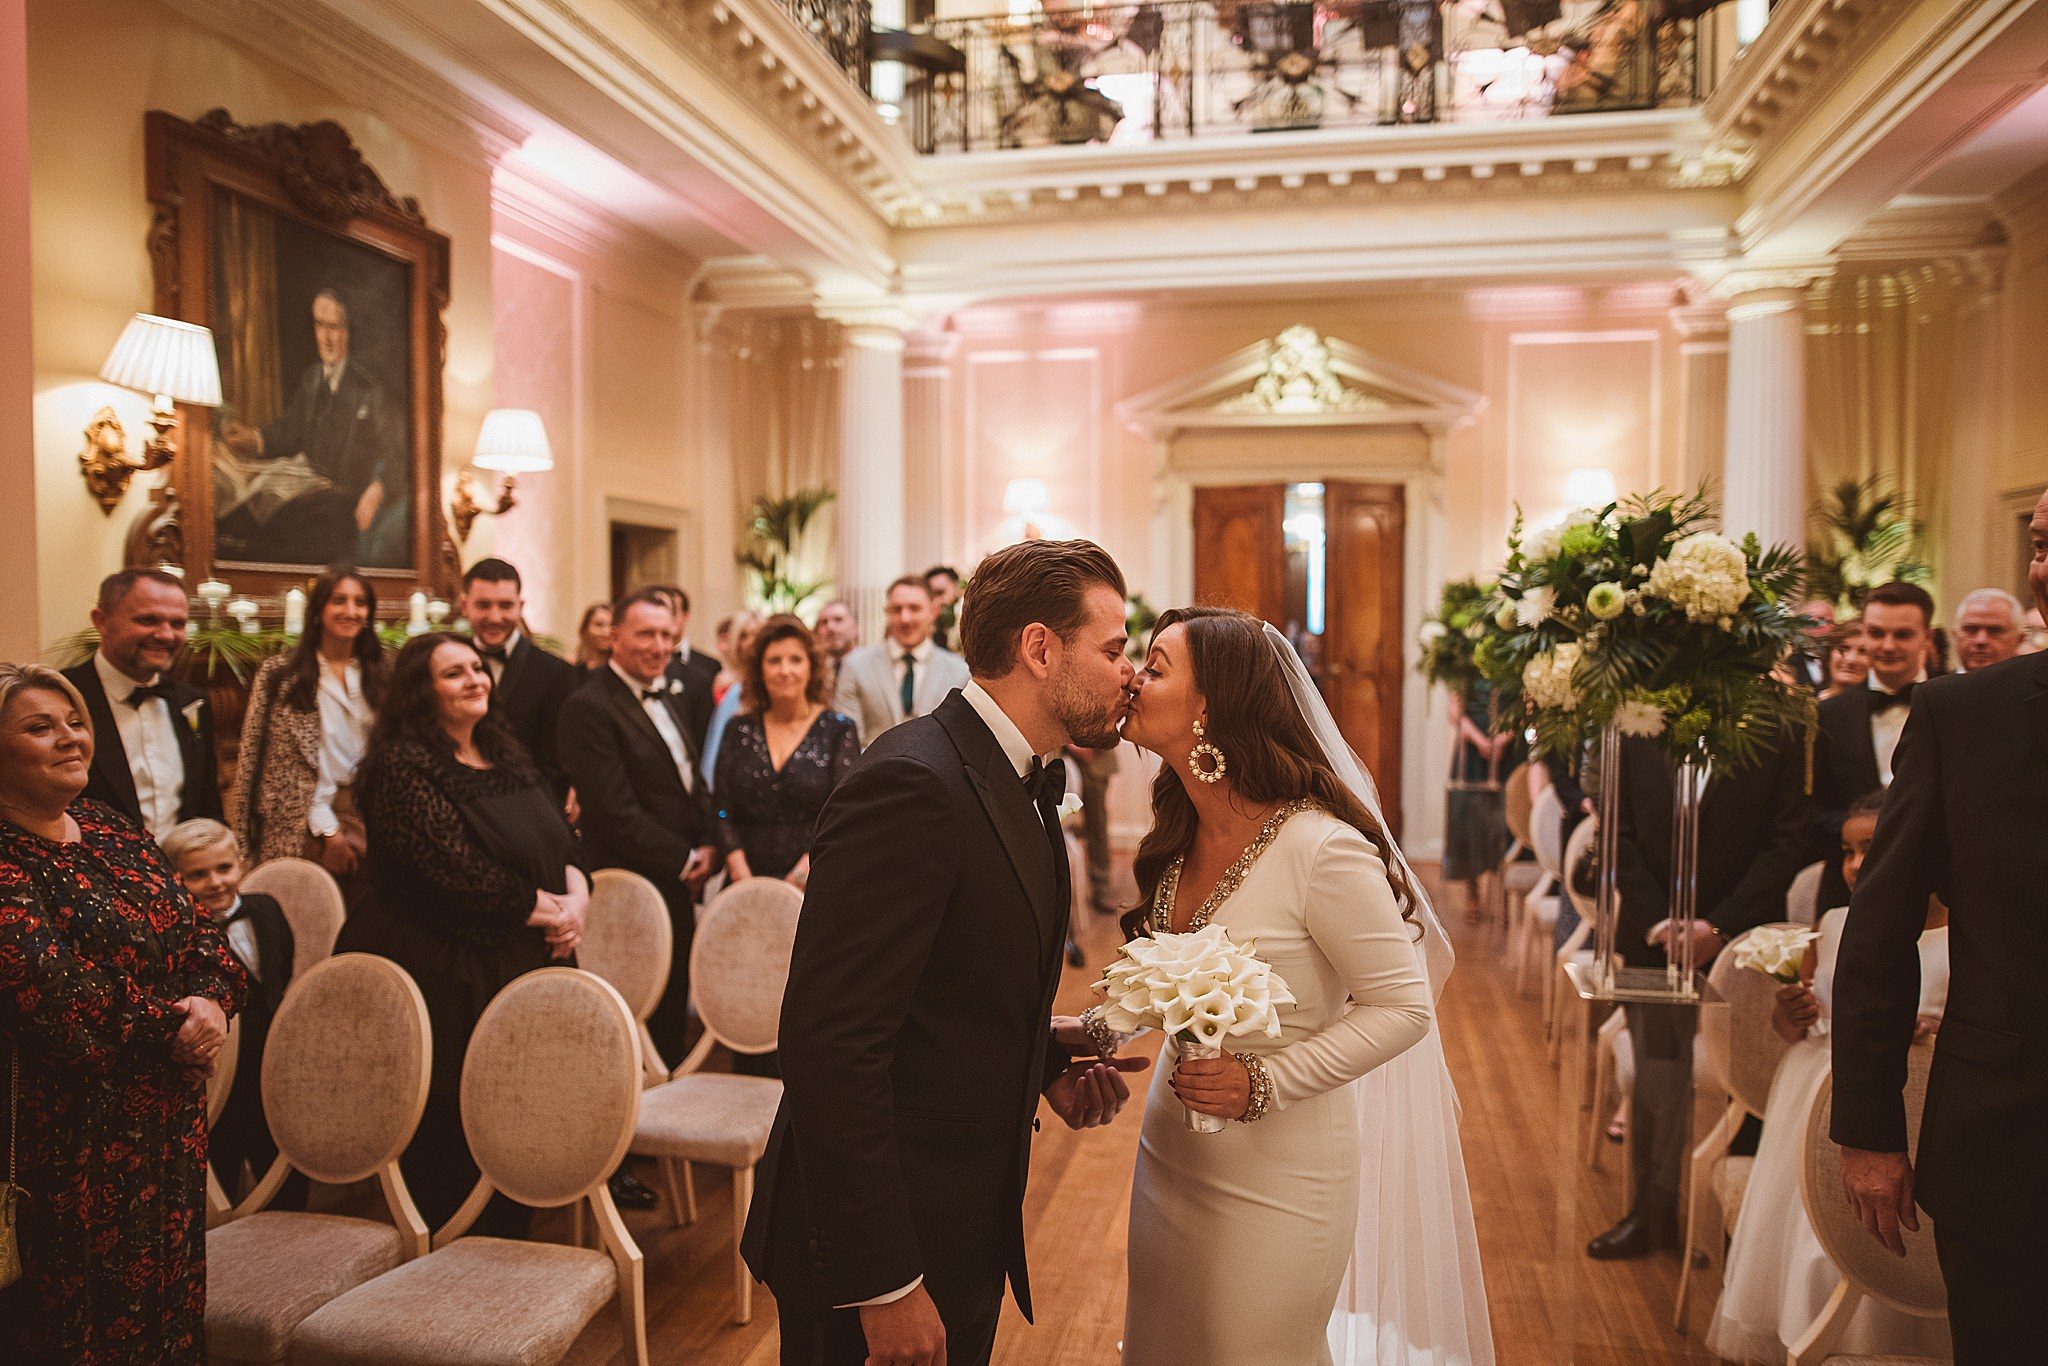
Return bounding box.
[0,664,247,1365]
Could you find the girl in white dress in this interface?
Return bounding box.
[1069,608,1493,1366]
[1706,795,1953,1362]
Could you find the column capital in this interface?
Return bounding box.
[1705,263,1832,307]
[814,295,921,342]
[904,329,960,367]
[1668,300,1728,344]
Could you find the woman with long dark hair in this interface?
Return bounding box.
[345,631,586,1234]
[1074,606,1490,1365]
[232,568,385,882]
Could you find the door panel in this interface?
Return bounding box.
[1325,481,1406,837]
[1192,484,1285,621]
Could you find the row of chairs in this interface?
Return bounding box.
[204,863,805,1361]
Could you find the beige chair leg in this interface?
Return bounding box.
[1787,1278,1857,1366]
[572,1199,586,1248]
[591,1190,650,1366]
[1673,1101,1741,1334]
[733,1164,756,1325]
[659,1158,690,1229]
[1585,1027,1611,1170]
[682,1161,699,1224]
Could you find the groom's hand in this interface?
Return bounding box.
[1045,1055,1149,1129]
[859,1283,947,1366]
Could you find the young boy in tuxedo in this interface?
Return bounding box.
[161,819,303,1208]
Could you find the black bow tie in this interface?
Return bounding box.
[125,679,177,706]
[478,644,509,663]
[1024,756,1065,810]
[1870,684,1916,716]
[221,900,249,926]
[640,686,670,703]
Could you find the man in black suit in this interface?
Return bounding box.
[459,558,581,801]
[652,584,720,751]
[63,568,222,838]
[1788,596,1837,691]
[743,539,1148,1366]
[160,818,305,1209]
[1586,727,1813,1259]
[1831,492,2048,1363]
[1813,581,1936,909]
[557,590,718,1062]
[220,287,406,567]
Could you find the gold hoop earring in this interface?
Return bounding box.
[1189,719,1228,785]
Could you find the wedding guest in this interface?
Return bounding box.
[1953,587,2025,673]
[1820,618,1870,699]
[0,663,245,1363]
[813,597,858,695]
[834,574,969,745]
[652,584,720,750]
[2024,606,2046,654]
[575,602,613,672]
[1066,741,1120,914]
[557,592,717,1064]
[1587,726,1812,1259]
[1790,597,1838,691]
[1831,490,2048,1362]
[712,616,742,703]
[63,568,222,837]
[160,817,304,1211]
[347,633,586,1235]
[1813,581,1934,909]
[232,568,383,881]
[700,611,765,784]
[925,563,963,651]
[1706,793,1951,1362]
[1441,680,1518,921]
[460,558,581,799]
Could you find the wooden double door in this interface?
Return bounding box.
[1191,480,1406,836]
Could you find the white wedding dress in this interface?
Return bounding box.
[1705,906,1953,1363]
[1123,802,1437,1366]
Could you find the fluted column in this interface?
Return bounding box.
[1717,270,1823,549]
[1669,297,1728,492]
[902,329,957,575]
[830,311,910,642]
[0,0,37,660]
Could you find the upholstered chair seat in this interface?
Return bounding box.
[205,1214,407,1363]
[633,1072,782,1168]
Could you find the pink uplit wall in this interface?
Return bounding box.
[0,0,38,660]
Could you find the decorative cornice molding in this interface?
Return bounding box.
[1707,263,1835,301]
[1704,0,1921,169]
[161,0,529,169]
[490,159,691,276]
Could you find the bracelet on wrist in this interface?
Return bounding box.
[1233,1051,1275,1124]
[1078,1006,1120,1060]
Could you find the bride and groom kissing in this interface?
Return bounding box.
[741,539,1493,1366]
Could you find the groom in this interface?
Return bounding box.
[743,539,1148,1366]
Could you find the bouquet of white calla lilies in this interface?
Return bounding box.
[1093,924,1295,1133]
[1731,925,1820,984]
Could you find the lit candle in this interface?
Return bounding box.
[283,587,307,637]
[196,579,231,608]
[227,599,259,634]
[156,563,186,580]
[427,598,450,625]
[408,591,428,635]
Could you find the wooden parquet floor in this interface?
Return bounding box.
[552,865,1723,1365]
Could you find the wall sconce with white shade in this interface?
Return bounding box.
[1563,466,1618,511]
[451,408,553,542]
[997,476,1079,543]
[80,313,223,513]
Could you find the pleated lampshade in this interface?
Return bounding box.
[473,408,554,474]
[98,313,223,407]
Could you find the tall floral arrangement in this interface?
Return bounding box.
[1414,578,1494,696]
[1476,487,1812,770]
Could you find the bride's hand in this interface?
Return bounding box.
[1172,1052,1252,1120]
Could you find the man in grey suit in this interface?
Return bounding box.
[835,574,970,745]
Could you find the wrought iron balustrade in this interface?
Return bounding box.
[778,0,875,88]
[895,0,1720,154]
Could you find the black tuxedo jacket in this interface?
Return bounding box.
[742,691,1073,1320]
[1831,652,2048,1234]
[62,658,222,830]
[488,634,581,797]
[663,648,721,751]
[555,669,714,884]
[260,360,398,499]
[1612,730,1813,969]
[212,893,295,1174]
[1813,687,1889,907]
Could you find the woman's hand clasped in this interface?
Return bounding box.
[1172,1050,1252,1121]
[529,888,586,960]
[1771,981,1821,1043]
[171,994,229,1075]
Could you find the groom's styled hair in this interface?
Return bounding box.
[959,539,1126,679]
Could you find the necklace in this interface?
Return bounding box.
[1151,799,1318,933]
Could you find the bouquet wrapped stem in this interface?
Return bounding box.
[1175,1038,1227,1134]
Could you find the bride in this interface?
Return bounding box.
[1066,607,1495,1365]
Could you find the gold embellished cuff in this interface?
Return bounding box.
[1233,1051,1275,1124]
[1079,1006,1120,1060]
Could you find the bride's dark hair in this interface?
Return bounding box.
[1122,606,1418,941]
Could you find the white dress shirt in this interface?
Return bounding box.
[94,650,184,838]
[217,894,261,983]
[1867,668,1926,787]
[613,662,694,793]
[847,679,1059,1312]
[890,637,936,719]
[482,629,522,686]
[309,659,372,838]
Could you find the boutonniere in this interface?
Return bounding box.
[1057,793,1084,821]
[355,401,371,421]
[666,678,684,697]
[180,700,204,736]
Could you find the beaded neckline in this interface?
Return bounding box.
[1151,799,1319,934]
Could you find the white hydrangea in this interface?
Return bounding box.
[1522,522,1566,563]
[1647,532,1750,623]
[1522,642,1583,712]
[1612,698,1667,738]
[1419,621,1449,646]
[1515,585,1557,628]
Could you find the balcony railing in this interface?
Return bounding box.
[779,0,874,88]
[881,0,1722,154]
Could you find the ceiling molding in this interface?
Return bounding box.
[1704,0,1919,168]
[163,0,530,168]
[490,159,694,275]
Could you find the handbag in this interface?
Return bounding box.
[1,1046,22,1290]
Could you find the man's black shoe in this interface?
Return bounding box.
[609,1170,659,1210]
[1585,1211,1673,1261]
